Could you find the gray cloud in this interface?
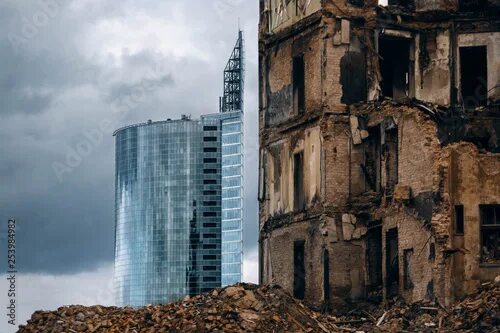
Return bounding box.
[0,0,259,276]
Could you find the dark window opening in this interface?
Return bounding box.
[459,0,488,11]
[203,255,217,260]
[203,244,217,249]
[388,0,415,9]
[204,179,217,185]
[204,169,217,174]
[203,276,217,282]
[293,55,305,114]
[403,249,414,290]
[366,226,383,300]
[203,212,217,217]
[294,240,306,300]
[460,46,487,108]
[204,137,217,142]
[379,38,411,101]
[455,205,465,235]
[204,126,218,131]
[384,127,399,199]
[203,201,217,207]
[203,190,217,196]
[429,243,436,261]
[203,223,217,228]
[204,158,217,163]
[322,249,330,307]
[348,0,364,7]
[203,233,217,239]
[480,205,500,264]
[204,147,217,153]
[363,126,381,192]
[386,228,399,298]
[293,152,305,211]
[203,266,216,271]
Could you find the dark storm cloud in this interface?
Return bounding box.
[0,0,259,274]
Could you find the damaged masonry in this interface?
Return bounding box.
[258,0,500,309]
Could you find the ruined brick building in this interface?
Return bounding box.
[258,0,500,308]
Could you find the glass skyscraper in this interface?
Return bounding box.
[113,32,244,306]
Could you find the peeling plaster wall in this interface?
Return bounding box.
[456,32,500,102]
[264,126,322,217]
[267,0,322,34]
[415,31,452,106]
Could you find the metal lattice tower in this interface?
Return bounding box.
[220,31,245,113]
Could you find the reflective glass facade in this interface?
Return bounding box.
[114,119,222,307]
[204,111,244,286]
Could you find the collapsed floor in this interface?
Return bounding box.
[18,280,500,333]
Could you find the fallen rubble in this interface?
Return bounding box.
[18,282,499,332]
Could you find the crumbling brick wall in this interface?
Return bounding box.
[259,0,500,309]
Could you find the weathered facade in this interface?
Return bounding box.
[258,0,500,308]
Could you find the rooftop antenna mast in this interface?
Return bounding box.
[219,30,245,113]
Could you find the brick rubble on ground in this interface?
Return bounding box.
[18,282,500,333]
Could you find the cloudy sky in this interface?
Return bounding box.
[0,0,259,330]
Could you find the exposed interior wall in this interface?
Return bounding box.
[447,144,500,298]
[264,126,322,217]
[415,31,452,106]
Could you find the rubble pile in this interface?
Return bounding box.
[18,282,499,333]
[18,284,338,333]
[330,282,500,332]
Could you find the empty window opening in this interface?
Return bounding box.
[204,169,217,174]
[403,249,414,290]
[203,244,217,249]
[322,249,330,307]
[480,205,500,264]
[203,126,218,131]
[293,152,305,211]
[379,38,411,101]
[459,0,488,11]
[204,147,217,153]
[293,55,305,114]
[388,0,415,9]
[204,158,217,164]
[460,46,487,108]
[204,179,217,185]
[363,126,381,192]
[455,205,465,235]
[384,127,399,198]
[366,226,383,300]
[204,137,217,142]
[386,228,399,298]
[294,240,306,300]
[429,243,436,261]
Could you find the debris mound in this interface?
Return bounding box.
[18,282,500,332]
[18,284,335,333]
